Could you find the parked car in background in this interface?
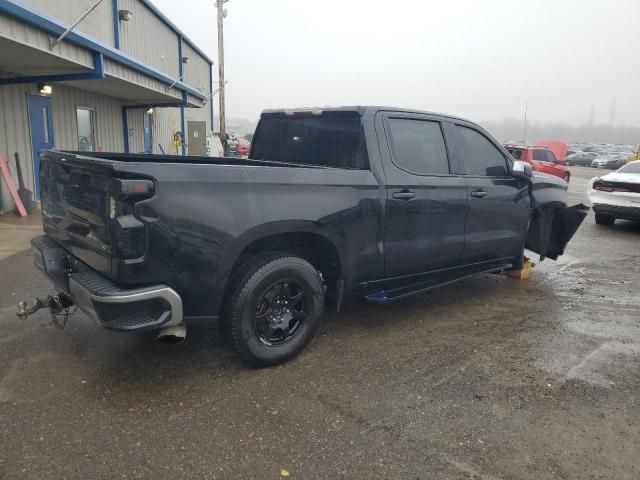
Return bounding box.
[236,138,251,156]
[588,161,640,225]
[591,155,627,169]
[504,145,571,182]
[564,151,599,166]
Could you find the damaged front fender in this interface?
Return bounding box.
[526,203,589,260]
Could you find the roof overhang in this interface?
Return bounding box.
[0,0,209,104]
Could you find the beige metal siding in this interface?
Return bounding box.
[182,43,211,97]
[119,0,179,79]
[0,84,38,211]
[151,107,181,154]
[185,104,210,132]
[0,12,94,69]
[50,84,124,151]
[104,58,183,101]
[126,108,145,153]
[18,0,115,47]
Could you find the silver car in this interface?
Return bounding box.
[591,155,627,169]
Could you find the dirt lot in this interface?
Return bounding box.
[0,166,638,479]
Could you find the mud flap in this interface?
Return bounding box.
[525,203,589,260]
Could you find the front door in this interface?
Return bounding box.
[454,124,530,265]
[27,94,54,200]
[187,121,206,156]
[380,113,468,278]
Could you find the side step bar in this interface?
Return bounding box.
[365,264,512,304]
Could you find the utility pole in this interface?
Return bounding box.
[523,98,528,144]
[216,0,228,152]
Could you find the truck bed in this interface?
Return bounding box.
[54,151,326,168]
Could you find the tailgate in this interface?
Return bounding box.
[40,152,114,276]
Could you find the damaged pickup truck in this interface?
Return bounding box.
[22,107,587,367]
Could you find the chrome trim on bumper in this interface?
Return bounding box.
[69,277,183,330]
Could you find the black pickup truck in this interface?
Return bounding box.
[28,106,586,366]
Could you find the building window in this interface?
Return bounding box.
[76,107,96,152]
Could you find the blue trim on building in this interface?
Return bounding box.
[0,51,105,85]
[112,0,120,49]
[178,36,184,78]
[0,0,207,101]
[122,107,130,153]
[180,91,187,155]
[122,96,189,154]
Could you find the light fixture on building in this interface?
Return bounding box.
[146,108,154,115]
[38,83,52,95]
[182,56,190,64]
[118,9,133,21]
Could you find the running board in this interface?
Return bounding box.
[365,264,512,304]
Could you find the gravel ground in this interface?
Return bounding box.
[0,166,638,479]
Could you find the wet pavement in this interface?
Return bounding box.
[0,166,639,479]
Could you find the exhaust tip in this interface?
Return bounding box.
[157,324,186,344]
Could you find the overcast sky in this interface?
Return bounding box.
[154,0,640,126]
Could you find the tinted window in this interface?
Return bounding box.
[533,149,546,161]
[507,148,523,160]
[546,150,558,163]
[251,115,368,169]
[387,119,450,175]
[457,126,508,176]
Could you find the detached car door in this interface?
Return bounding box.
[453,124,530,265]
[379,113,468,278]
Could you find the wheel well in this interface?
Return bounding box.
[227,232,342,297]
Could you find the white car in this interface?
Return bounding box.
[587,161,640,225]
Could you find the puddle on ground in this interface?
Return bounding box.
[530,251,640,387]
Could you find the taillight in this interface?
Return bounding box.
[594,182,630,193]
[109,178,155,258]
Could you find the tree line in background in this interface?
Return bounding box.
[480,118,640,145]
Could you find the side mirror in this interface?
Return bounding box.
[512,160,533,180]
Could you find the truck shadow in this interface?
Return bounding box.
[88,271,545,392]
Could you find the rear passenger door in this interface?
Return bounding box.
[379,113,468,278]
[453,124,530,265]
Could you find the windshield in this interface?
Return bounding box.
[618,162,640,174]
[251,115,369,169]
[507,148,524,160]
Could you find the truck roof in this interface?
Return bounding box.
[260,106,469,123]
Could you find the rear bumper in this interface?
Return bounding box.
[593,204,640,222]
[31,236,183,331]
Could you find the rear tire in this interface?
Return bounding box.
[223,254,325,367]
[595,213,615,226]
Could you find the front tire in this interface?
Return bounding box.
[563,173,571,183]
[595,213,615,225]
[224,255,325,367]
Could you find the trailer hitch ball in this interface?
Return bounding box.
[16,294,75,327]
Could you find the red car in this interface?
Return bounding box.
[236,138,251,156]
[504,145,571,183]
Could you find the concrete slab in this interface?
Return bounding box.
[0,210,42,260]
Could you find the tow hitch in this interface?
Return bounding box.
[17,293,76,328]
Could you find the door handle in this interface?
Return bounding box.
[392,190,416,201]
[470,190,487,198]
